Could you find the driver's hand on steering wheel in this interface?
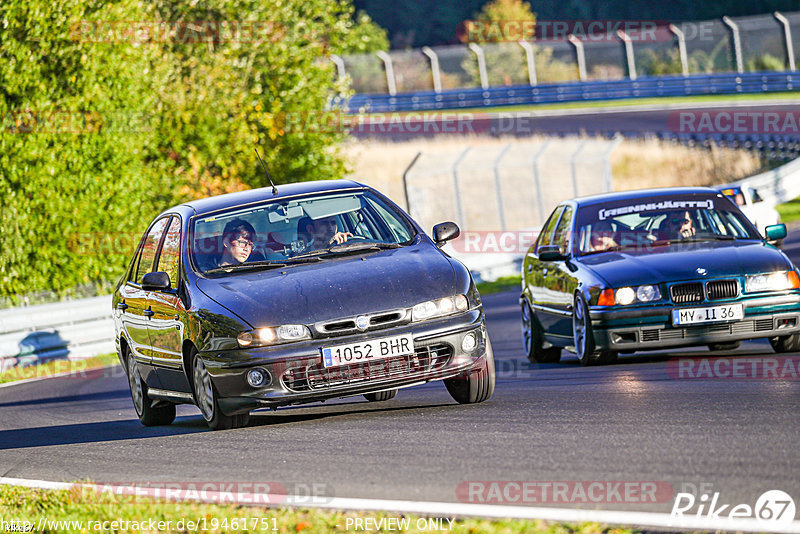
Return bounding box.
[328,231,353,245]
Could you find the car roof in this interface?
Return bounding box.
[176,179,369,216]
[572,186,723,208]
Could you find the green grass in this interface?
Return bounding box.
[0,353,120,385]
[0,484,637,533]
[777,196,800,225]
[476,275,522,295]
[365,91,800,116]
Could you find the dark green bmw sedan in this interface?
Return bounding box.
[521,187,800,365]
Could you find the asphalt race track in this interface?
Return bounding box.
[2,232,800,519]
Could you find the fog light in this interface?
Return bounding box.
[247,369,269,388]
[461,332,478,352]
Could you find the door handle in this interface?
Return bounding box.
[116,302,128,311]
[143,308,154,318]
[527,264,533,273]
[173,314,180,321]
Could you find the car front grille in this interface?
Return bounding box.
[281,343,453,392]
[706,279,738,300]
[639,318,775,343]
[670,282,704,304]
[316,310,409,336]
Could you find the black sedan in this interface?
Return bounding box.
[113,180,494,429]
[521,187,800,365]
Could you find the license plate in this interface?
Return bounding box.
[321,333,414,368]
[672,304,744,325]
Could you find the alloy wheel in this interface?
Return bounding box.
[193,357,215,421]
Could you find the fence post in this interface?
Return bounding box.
[376,51,398,96]
[493,144,512,231]
[722,16,744,74]
[669,24,689,76]
[532,141,551,225]
[616,30,637,80]
[402,152,422,214]
[570,140,588,196]
[330,55,346,81]
[421,46,442,93]
[452,147,472,228]
[518,40,538,86]
[602,135,623,192]
[567,35,587,81]
[774,12,796,71]
[468,43,490,89]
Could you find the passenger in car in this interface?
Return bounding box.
[589,221,618,252]
[218,219,257,267]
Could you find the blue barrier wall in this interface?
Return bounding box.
[345,72,800,113]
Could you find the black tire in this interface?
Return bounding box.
[191,351,249,430]
[522,301,561,363]
[708,341,741,351]
[126,348,176,427]
[444,339,496,404]
[573,294,599,366]
[364,389,398,402]
[769,333,800,353]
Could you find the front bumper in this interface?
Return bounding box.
[200,309,488,415]
[591,293,800,351]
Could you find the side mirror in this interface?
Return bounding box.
[765,223,787,241]
[141,271,171,291]
[538,244,568,262]
[432,222,460,246]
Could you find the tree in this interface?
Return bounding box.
[0,0,388,300]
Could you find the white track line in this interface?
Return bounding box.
[2,477,799,533]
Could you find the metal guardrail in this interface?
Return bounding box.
[720,155,800,207]
[344,72,800,113]
[0,295,115,370]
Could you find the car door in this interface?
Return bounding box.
[118,216,170,386]
[546,205,579,339]
[526,206,564,333]
[147,216,191,393]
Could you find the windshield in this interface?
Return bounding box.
[575,194,761,256]
[191,190,416,274]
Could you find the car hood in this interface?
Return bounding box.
[576,240,792,288]
[195,242,457,328]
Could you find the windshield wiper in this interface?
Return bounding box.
[204,261,288,275]
[292,242,401,259]
[319,242,402,257]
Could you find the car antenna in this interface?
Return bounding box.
[254,147,278,195]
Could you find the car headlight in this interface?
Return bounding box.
[745,271,800,293]
[412,295,469,321]
[237,324,311,348]
[598,285,662,306]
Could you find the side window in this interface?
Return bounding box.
[157,217,181,289]
[134,217,170,284]
[536,206,564,251]
[553,206,574,254]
